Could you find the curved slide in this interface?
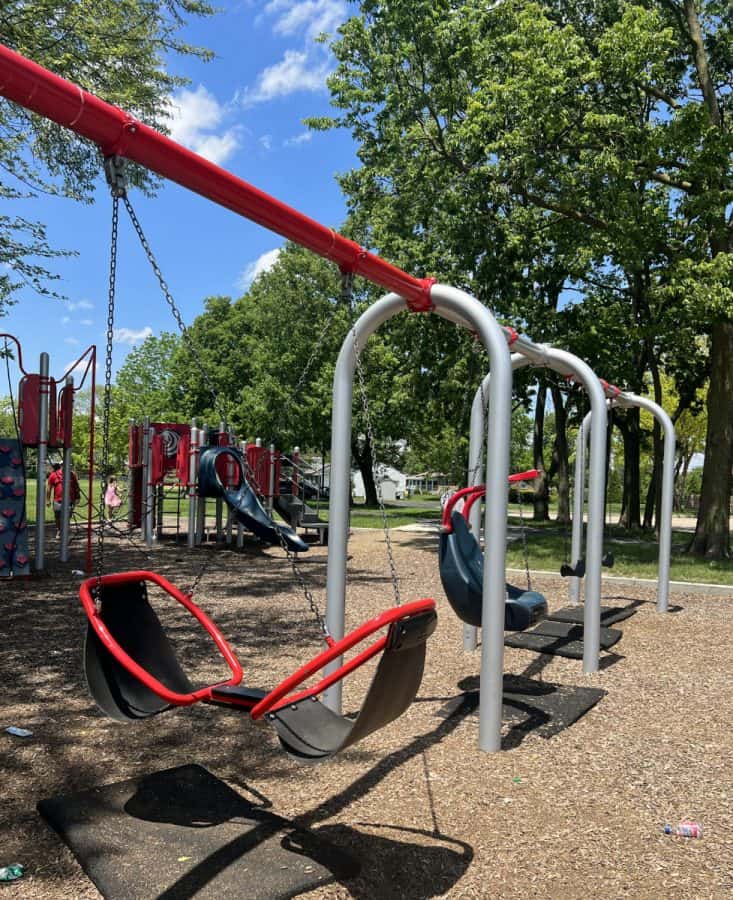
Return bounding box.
[198,446,308,553]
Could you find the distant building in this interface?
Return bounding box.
[352,465,407,501]
[406,472,452,495]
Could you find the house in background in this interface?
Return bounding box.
[406,472,452,495]
[351,465,407,501]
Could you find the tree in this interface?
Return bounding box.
[314,0,732,557]
[0,0,214,314]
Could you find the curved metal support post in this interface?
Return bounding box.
[569,411,592,605]
[463,353,529,651]
[545,348,607,673]
[464,347,607,673]
[324,285,513,752]
[622,395,675,612]
[571,394,674,612]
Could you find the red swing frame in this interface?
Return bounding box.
[441,469,540,532]
[80,571,435,718]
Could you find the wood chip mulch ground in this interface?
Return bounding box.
[1,526,731,898]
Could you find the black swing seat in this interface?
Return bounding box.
[197,445,308,553]
[83,576,437,763]
[84,581,196,722]
[263,608,437,763]
[438,511,547,631]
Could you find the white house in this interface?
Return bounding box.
[351,465,407,501]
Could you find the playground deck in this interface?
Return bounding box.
[1,527,730,898]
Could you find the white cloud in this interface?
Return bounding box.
[259,134,273,151]
[243,50,331,105]
[61,316,70,325]
[167,85,241,165]
[66,299,94,311]
[237,248,282,290]
[284,131,313,147]
[64,337,80,345]
[264,0,347,41]
[80,319,93,326]
[242,2,348,107]
[113,326,153,346]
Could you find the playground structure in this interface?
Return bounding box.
[0,333,95,576]
[0,43,677,754]
[127,419,326,548]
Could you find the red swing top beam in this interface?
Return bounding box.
[0,43,434,311]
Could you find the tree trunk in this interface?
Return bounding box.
[643,362,665,532]
[352,436,379,506]
[689,319,733,558]
[617,407,642,529]
[532,384,549,521]
[549,385,570,524]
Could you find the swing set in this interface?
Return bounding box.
[0,40,647,754]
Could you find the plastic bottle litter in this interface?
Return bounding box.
[664,821,703,838]
[0,864,24,882]
[5,726,33,737]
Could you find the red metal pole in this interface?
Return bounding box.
[86,347,95,574]
[0,43,434,311]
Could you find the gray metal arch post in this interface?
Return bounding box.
[324,285,513,752]
[570,392,675,612]
[465,344,609,674]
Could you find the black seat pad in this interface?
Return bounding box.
[268,609,437,763]
[84,581,193,722]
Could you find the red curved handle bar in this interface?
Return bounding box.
[441,469,540,529]
[79,571,244,706]
[249,597,436,720]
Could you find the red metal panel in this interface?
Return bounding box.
[18,374,57,447]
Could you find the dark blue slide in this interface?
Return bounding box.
[198,446,308,553]
[438,511,546,630]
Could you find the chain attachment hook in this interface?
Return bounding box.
[104,155,128,199]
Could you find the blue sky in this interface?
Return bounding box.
[1,0,357,388]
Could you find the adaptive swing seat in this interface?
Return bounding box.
[81,571,436,763]
[438,479,548,630]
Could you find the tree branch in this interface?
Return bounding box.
[521,190,609,230]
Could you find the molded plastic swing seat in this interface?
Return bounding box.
[198,445,308,553]
[81,572,437,763]
[265,608,436,762]
[438,512,547,630]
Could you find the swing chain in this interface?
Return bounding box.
[96,191,120,594]
[516,484,532,592]
[121,195,226,423]
[242,453,330,638]
[347,271,401,606]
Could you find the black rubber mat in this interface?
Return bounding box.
[436,674,606,738]
[549,603,640,627]
[504,619,622,658]
[37,764,358,900]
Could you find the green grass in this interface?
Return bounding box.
[350,503,440,530]
[505,526,733,586]
[21,478,729,586]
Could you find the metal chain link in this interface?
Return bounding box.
[347,271,401,606]
[516,484,532,592]
[241,451,330,637]
[95,191,120,594]
[122,195,228,424]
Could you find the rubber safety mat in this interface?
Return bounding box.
[37,764,358,900]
